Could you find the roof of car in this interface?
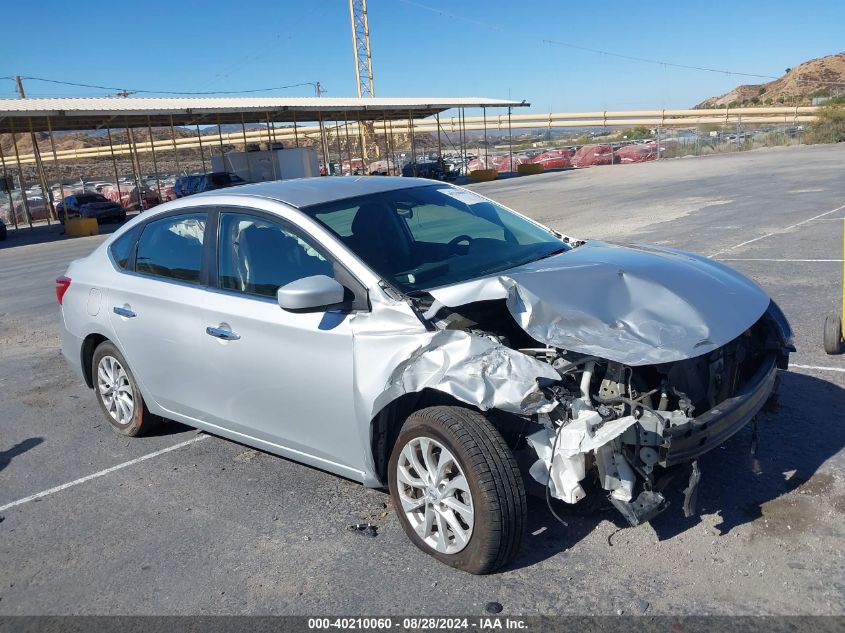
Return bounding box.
[196,176,435,209]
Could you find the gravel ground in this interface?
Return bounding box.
[0,143,843,616]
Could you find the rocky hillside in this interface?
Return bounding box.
[695,52,845,108]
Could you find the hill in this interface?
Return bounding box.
[694,52,845,108]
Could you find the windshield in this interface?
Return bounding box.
[76,194,108,204]
[302,184,568,292]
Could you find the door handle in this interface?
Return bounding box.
[113,306,136,318]
[206,326,240,341]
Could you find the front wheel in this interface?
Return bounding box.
[388,406,526,574]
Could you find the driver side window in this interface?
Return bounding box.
[218,212,334,299]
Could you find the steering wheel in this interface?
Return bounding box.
[447,234,474,251]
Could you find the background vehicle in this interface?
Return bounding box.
[0,217,6,240]
[174,172,245,198]
[56,193,126,224]
[57,178,792,574]
[173,175,201,198]
[401,159,459,180]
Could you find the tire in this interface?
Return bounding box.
[91,341,159,436]
[388,406,526,574]
[823,312,843,355]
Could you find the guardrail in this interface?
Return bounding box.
[7,106,819,165]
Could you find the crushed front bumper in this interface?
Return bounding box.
[660,352,780,467]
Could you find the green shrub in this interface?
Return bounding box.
[618,125,652,140]
[808,95,845,143]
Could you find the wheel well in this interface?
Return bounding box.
[81,333,108,388]
[369,389,530,486]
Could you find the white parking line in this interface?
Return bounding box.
[0,434,209,513]
[790,364,845,374]
[710,204,845,257]
[718,258,843,262]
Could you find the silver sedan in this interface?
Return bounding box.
[58,177,792,573]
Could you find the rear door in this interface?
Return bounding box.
[108,210,212,417]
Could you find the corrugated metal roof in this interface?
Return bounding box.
[0,96,528,133]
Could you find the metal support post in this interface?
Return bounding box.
[169,115,182,175]
[196,124,207,173]
[0,139,18,229]
[106,126,123,204]
[46,118,67,222]
[147,117,162,201]
[409,111,417,177]
[9,125,32,227]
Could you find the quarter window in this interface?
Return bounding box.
[135,213,207,283]
[109,225,140,270]
[218,212,334,298]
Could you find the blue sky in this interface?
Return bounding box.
[2,0,843,112]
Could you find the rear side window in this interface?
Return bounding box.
[135,213,207,283]
[109,225,140,270]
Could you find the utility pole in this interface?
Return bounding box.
[15,75,56,223]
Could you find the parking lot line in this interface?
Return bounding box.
[710,204,845,257]
[790,364,845,374]
[0,434,209,513]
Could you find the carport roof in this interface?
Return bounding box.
[0,96,529,133]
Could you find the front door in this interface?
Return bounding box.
[194,210,363,473]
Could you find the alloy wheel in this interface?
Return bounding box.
[96,355,134,426]
[396,436,474,554]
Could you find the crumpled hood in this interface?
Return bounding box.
[428,240,771,366]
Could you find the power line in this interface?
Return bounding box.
[398,0,780,80]
[12,76,321,96]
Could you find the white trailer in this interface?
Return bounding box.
[211,147,319,183]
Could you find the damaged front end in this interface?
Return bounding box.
[521,308,787,526]
[402,243,794,527]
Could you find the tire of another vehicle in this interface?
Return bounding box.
[91,340,160,436]
[388,406,526,574]
[823,312,843,355]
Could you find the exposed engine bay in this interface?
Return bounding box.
[409,292,791,526]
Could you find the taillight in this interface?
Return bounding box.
[56,276,72,305]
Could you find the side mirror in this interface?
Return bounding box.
[277,275,346,312]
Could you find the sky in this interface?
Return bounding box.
[2,0,844,113]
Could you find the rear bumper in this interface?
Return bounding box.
[60,314,85,382]
[660,353,780,467]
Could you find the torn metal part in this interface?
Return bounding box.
[609,490,669,527]
[428,240,770,366]
[374,329,561,416]
[682,461,701,518]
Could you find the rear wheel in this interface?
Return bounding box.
[92,341,159,436]
[388,406,526,574]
